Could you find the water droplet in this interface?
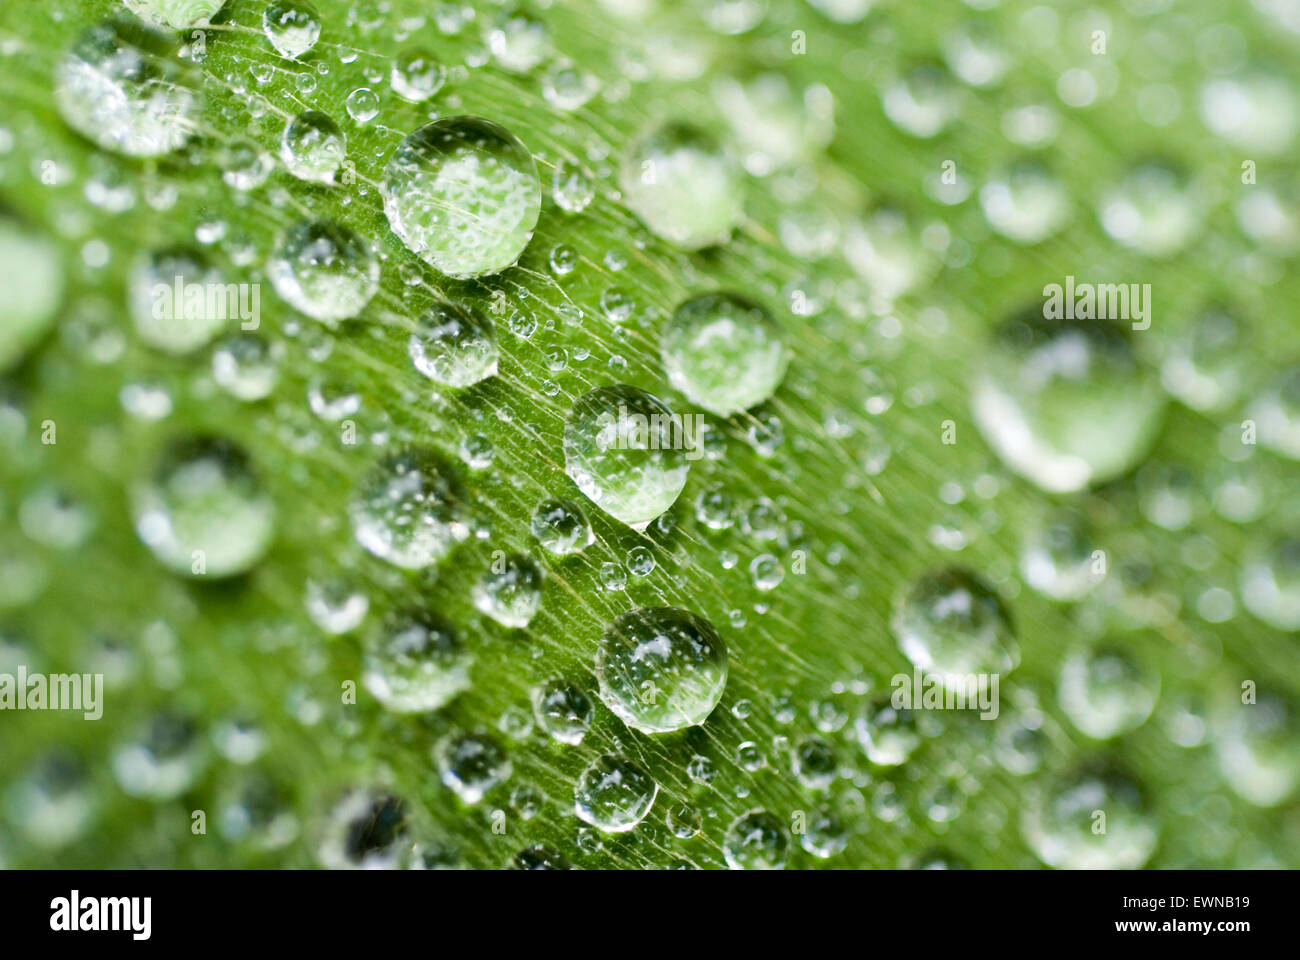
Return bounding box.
[488,9,552,73]
[882,63,960,138]
[350,447,468,570]
[551,158,595,213]
[856,699,921,766]
[0,218,62,370]
[1021,765,1157,869]
[1247,365,1300,460]
[280,110,346,183]
[530,498,593,555]
[473,552,544,628]
[713,73,834,175]
[661,292,787,417]
[563,385,691,530]
[531,679,593,745]
[542,62,600,111]
[844,207,935,301]
[1200,71,1297,155]
[892,567,1017,678]
[408,302,499,387]
[435,732,511,804]
[800,806,848,859]
[724,809,789,869]
[750,554,784,591]
[263,0,321,60]
[1098,162,1201,258]
[134,436,274,578]
[344,87,380,123]
[4,753,96,849]
[1240,533,1300,631]
[619,120,741,250]
[792,736,837,790]
[129,246,229,353]
[112,713,208,800]
[317,790,407,868]
[217,139,274,191]
[268,219,379,323]
[573,755,657,833]
[1020,509,1101,602]
[972,310,1165,493]
[304,577,368,634]
[55,18,200,158]
[595,606,727,734]
[363,608,471,713]
[511,844,571,870]
[1213,695,1299,807]
[122,0,226,29]
[391,49,445,102]
[1058,645,1159,739]
[979,161,1071,244]
[1159,303,1248,413]
[383,117,541,278]
[213,334,279,401]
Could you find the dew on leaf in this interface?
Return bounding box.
[595,606,727,734]
[263,0,322,60]
[408,302,499,387]
[55,18,200,158]
[280,110,346,184]
[363,608,472,713]
[531,679,593,745]
[530,498,593,555]
[350,447,468,570]
[618,120,741,250]
[133,435,274,578]
[268,219,379,324]
[724,809,789,870]
[573,755,657,833]
[662,292,787,416]
[563,385,691,530]
[472,552,544,628]
[383,117,541,279]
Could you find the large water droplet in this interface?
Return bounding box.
[972,310,1165,493]
[1247,365,1300,460]
[263,0,321,60]
[317,790,407,869]
[390,48,445,102]
[1240,533,1300,631]
[123,0,226,29]
[662,292,787,416]
[1213,694,1299,807]
[408,302,498,387]
[979,161,1071,244]
[129,246,229,353]
[573,755,657,833]
[1020,509,1102,602]
[350,448,468,570]
[1160,303,1248,413]
[363,609,471,713]
[55,18,199,158]
[1021,765,1157,869]
[268,220,378,323]
[383,117,541,278]
[564,385,691,530]
[112,713,209,800]
[595,606,727,734]
[531,679,593,745]
[1098,162,1201,258]
[619,121,741,250]
[435,732,511,805]
[1058,645,1159,739]
[892,567,1017,679]
[0,218,62,370]
[724,809,789,869]
[473,552,544,628]
[134,436,274,578]
[488,9,552,73]
[280,110,346,184]
[530,498,593,555]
